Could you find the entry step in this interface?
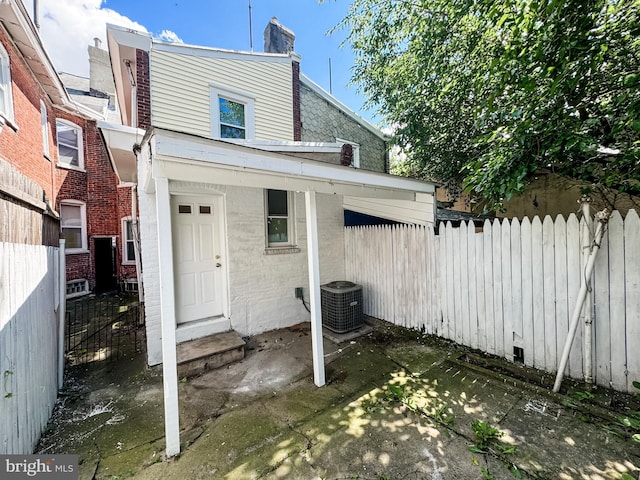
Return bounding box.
[177,331,245,378]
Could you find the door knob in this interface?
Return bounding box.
[216,263,222,268]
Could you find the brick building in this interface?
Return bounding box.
[0,0,137,296]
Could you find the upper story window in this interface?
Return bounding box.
[336,138,361,168]
[60,200,87,253]
[41,101,50,158]
[219,97,246,139]
[56,119,84,170]
[265,189,295,247]
[0,42,14,123]
[210,83,255,140]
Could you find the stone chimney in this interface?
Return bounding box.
[264,17,295,54]
[88,37,115,97]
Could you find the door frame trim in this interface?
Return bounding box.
[170,192,229,327]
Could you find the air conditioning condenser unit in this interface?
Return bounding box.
[320,281,363,333]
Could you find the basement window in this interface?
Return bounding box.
[66,279,88,298]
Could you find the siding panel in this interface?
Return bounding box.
[151,50,293,140]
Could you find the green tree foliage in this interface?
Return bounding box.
[334,0,640,211]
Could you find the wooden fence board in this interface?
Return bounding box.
[492,219,504,356]
[467,222,478,350]
[0,242,59,454]
[531,217,545,369]
[511,218,523,341]
[343,209,639,393]
[624,210,640,392]
[521,217,534,367]
[593,225,611,388]
[483,220,495,355]
[554,215,570,377]
[607,212,627,391]
[501,220,513,360]
[459,222,470,347]
[475,226,487,353]
[542,216,557,373]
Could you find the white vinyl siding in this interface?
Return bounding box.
[150,49,293,140]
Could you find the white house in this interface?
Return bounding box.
[100,20,435,456]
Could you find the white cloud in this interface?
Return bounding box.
[36,0,148,77]
[157,30,183,44]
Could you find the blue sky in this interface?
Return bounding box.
[34,0,380,126]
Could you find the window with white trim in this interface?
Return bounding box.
[66,279,89,298]
[0,42,14,123]
[210,84,255,140]
[265,189,295,247]
[336,138,361,168]
[122,218,137,264]
[56,119,84,169]
[60,200,87,253]
[41,101,50,158]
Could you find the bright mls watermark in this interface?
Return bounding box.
[0,455,78,479]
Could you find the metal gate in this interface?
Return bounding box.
[65,293,145,366]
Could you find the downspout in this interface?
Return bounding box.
[581,196,594,386]
[553,210,609,393]
[131,185,144,305]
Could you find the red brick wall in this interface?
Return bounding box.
[117,184,137,281]
[0,30,56,204]
[136,49,151,129]
[0,28,137,291]
[292,61,301,141]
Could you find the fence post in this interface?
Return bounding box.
[58,239,66,389]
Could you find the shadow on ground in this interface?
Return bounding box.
[37,320,640,479]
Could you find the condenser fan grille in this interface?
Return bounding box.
[320,281,363,333]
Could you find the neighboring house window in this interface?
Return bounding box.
[122,218,137,264]
[60,200,87,253]
[265,189,295,247]
[0,42,14,123]
[336,138,360,168]
[41,101,50,158]
[56,119,84,169]
[210,83,255,140]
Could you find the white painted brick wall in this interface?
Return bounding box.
[138,183,164,365]
[140,182,346,366]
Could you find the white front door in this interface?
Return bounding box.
[172,195,224,324]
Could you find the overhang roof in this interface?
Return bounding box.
[0,0,101,120]
[99,122,434,199]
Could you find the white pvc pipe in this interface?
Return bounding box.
[57,239,66,389]
[553,214,607,392]
[131,185,144,305]
[581,199,594,385]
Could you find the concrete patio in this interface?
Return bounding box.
[37,319,639,479]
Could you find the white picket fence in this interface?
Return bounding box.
[345,210,640,393]
[0,243,61,454]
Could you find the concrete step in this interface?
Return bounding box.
[177,331,245,378]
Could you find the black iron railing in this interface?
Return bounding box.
[65,293,145,365]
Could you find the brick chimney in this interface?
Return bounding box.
[88,37,115,97]
[264,17,295,54]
